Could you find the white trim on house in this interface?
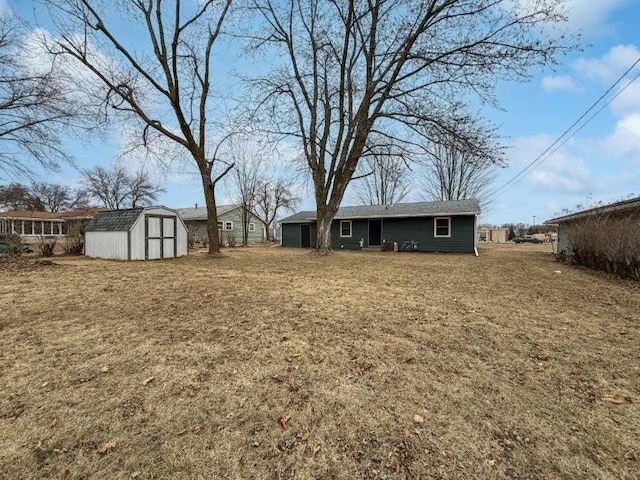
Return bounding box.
[224,221,233,231]
[434,217,451,238]
[340,220,352,238]
[249,222,256,232]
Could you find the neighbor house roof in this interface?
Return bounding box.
[545,196,640,225]
[0,210,65,220]
[0,207,109,220]
[85,208,145,232]
[176,205,239,221]
[279,199,481,223]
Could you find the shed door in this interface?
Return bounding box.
[145,215,177,260]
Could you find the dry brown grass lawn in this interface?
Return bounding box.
[1,244,638,479]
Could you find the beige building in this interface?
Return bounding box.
[476,227,509,243]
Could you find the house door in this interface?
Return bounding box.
[145,215,177,259]
[369,219,382,246]
[300,224,311,248]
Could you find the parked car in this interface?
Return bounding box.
[513,235,543,244]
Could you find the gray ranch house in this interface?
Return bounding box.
[280,199,480,254]
[177,205,266,245]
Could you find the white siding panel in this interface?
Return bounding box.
[163,218,174,237]
[85,231,128,260]
[163,238,175,258]
[148,238,161,259]
[130,214,146,260]
[176,218,188,257]
[148,217,161,237]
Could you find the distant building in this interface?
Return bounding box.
[476,227,509,243]
[176,205,266,245]
[545,196,640,255]
[0,208,107,238]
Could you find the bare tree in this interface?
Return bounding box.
[419,137,499,211]
[82,165,163,209]
[0,12,87,179]
[0,181,91,211]
[30,182,72,212]
[128,169,165,208]
[351,145,411,205]
[254,177,299,242]
[44,0,233,254]
[0,183,43,210]
[226,137,266,245]
[247,0,574,252]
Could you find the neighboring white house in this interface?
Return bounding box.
[85,206,188,260]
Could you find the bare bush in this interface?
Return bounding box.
[566,215,640,280]
[37,236,57,257]
[63,223,84,255]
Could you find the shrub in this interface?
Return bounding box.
[566,215,640,280]
[37,236,57,257]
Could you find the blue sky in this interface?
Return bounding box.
[2,0,640,226]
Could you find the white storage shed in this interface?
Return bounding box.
[85,206,188,260]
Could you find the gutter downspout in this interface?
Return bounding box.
[474,214,479,257]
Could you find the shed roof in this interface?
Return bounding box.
[280,199,480,223]
[85,208,145,232]
[176,205,238,221]
[545,196,640,225]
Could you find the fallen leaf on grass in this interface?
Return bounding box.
[98,439,117,454]
[402,428,412,438]
[101,366,110,373]
[413,414,424,424]
[142,377,154,386]
[602,394,625,404]
[278,416,289,429]
[62,469,70,480]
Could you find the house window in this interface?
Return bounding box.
[434,217,451,238]
[340,220,352,237]
[249,222,256,232]
[217,221,223,229]
[224,221,233,231]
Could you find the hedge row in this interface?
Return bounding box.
[566,215,640,280]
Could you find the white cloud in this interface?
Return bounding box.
[606,113,640,157]
[610,80,640,117]
[541,75,579,92]
[573,44,640,83]
[508,135,595,193]
[562,0,627,35]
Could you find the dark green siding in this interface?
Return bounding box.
[281,223,317,248]
[282,215,476,252]
[382,216,475,252]
[331,219,368,249]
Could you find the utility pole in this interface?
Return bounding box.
[532,215,536,232]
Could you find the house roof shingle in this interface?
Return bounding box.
[85,208,145,232]
[545,196,640,225]
[279,199,481,223]
[176,205,238,221]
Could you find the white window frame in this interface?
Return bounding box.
[434,217,451,238]
[217,221,223,230]
[224,221,233,231]
[340,220,352,238]
[248,222,256,232]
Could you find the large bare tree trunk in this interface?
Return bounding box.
[201,173,221,255]
[315,202,338,254]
